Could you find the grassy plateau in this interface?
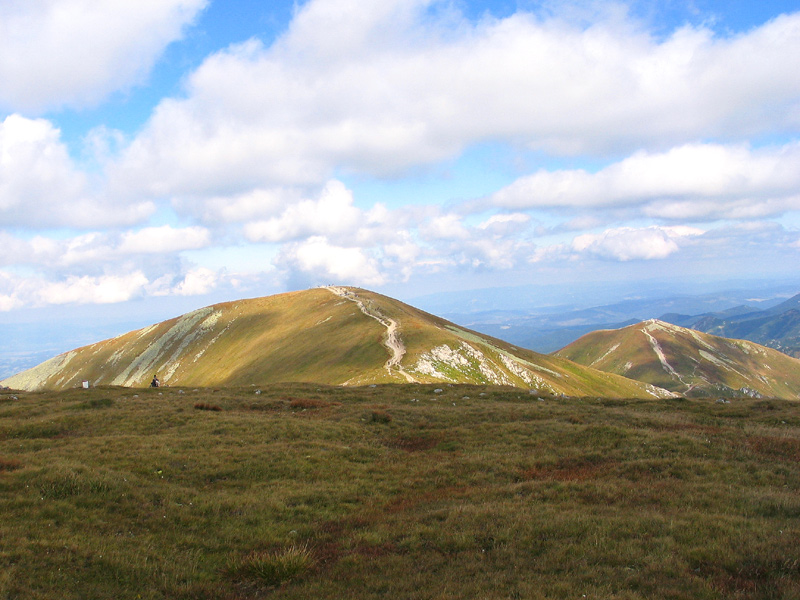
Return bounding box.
[1,384,798,599]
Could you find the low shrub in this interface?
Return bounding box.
[194,403,222,412]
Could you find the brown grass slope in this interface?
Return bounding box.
[555,319,800,399]
[2,287,670,398]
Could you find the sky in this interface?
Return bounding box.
[2,0,800,365]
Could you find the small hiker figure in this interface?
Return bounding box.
[150,375,160,388]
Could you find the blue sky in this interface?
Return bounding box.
[1,0,800,345]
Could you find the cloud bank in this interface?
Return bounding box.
[113,0,800,207]
[0,0,799,309]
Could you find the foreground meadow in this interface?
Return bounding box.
[1,384,798,599]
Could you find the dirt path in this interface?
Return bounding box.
[325,286,417,383]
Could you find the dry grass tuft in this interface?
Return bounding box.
[225,544,314,587]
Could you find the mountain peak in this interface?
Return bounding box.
[2,288,670,399]
[557,319,800,399]
[641,318,681,330]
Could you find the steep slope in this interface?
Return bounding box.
[1,287,671,398]
[555,319,800,399]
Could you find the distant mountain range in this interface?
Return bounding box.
[443,288,799,354]
[1,287,670,399]
[660,293,800,358]
[555,319,800,399]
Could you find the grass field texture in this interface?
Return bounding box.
[1,384,798,599]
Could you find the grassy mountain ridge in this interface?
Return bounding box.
[2,287,669,398]
[555,319,800,399]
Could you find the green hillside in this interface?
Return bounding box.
[555,319,800,399]
[1,287,670,399]
[1,384,798,599]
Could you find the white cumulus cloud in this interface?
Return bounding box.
[113,0,800,203]
[420,213,471,241]
[0,0,207,112]
[491,142,800,221]
[0,264,224,310]
[0,115,155,228]
[478,213,531,235]
[172,267,217,296]
[244,181,363,243]
[33,272,150,307]
[572,225,703,261]
[0,227,211,268]
[278,237,386,287]
[118,226,211,255]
